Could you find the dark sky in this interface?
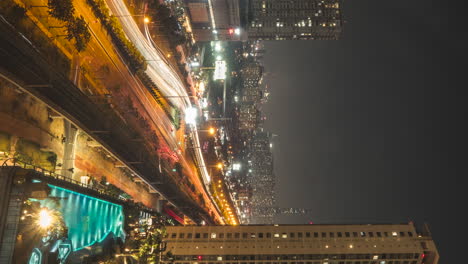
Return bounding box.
[262,1,465,262]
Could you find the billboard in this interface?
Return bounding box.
[214,60,226,80]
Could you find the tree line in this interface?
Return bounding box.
[47,0,91,52]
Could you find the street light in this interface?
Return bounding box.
[202,163,223,169]
[197,127,216,135]
[38,208,53,229]
[144,17,150,24]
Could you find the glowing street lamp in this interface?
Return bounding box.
[38,209,53,229]
[199,127,216,135]
[144,17,150,24]
[209,127,216,135]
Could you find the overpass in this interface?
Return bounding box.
[0,16,216,225]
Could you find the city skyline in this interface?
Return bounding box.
[0,0,460,263]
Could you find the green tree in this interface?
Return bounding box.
[138,224,166,263]
[48,0,75,21]
[66,16,91,51]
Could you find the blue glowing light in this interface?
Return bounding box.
[37,185,125,251]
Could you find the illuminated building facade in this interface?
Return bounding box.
[184,0,343,41]
[0,167,127,263]
[245,0,343,40]
[241,62,264,103]
[248,131,275,224]
[163,223,439,264]
[239,104,261,131]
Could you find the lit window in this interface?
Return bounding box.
[373,255,379,260]
[392,232,398,237]
[282,233,288,238]
[217,257,223,261]
[274,233,280,238]
[211,233,217,239]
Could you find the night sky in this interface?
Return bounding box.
[262,1,465,262]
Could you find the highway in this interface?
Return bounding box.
[105,0,224,222]
[0,15,214,224]
[106,0,189,110]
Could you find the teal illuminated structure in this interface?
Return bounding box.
[38,184,125,251]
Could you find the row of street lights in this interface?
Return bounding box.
[214,179,237,225]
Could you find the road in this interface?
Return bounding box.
[106,0,190,110]
[104,0,225,223]
[0,15,215,224]
[72,0,224,223]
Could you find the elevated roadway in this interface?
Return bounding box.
[0,16,215,224]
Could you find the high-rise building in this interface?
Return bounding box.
[245,0,343,40]
[247,131,275,224]
[184,0,343,41]
[241,62,264,103]
[163,223,439,264]
[239,104,261,131]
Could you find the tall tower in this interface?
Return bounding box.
[245,0,343,40]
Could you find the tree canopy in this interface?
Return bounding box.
[48,0,75,21]
[66,16,91,52]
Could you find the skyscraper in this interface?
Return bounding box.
[245,0,343,40]
[247,131,275,224]
[184,0,343,41]
[163,223,439,264]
